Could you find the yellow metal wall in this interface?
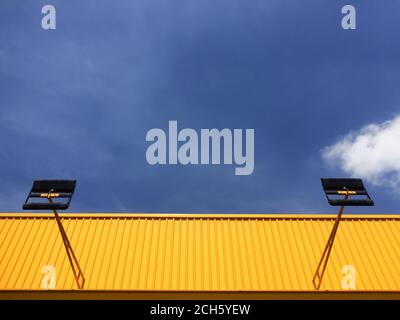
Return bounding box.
[0,213,399,291]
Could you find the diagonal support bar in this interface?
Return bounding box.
[48,197,85,289]
[312,194,348,290]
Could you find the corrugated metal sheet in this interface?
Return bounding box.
[0,213,399,292]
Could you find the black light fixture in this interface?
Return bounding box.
[23,180,85,289]
[312,178,374,290]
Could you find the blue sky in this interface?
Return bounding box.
[1,0,400,213]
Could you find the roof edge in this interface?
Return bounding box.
[0,213,399,220]
[0,290,399,300]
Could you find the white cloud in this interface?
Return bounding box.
[322,116,400,191]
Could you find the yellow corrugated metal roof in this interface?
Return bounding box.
[0,213,399,295]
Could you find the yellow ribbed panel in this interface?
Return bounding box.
[0,214,399,291]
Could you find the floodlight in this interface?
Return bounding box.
[312,178,374,290]
[23,180,76,210]
[23,180,85,289]
[321,178,374,206]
